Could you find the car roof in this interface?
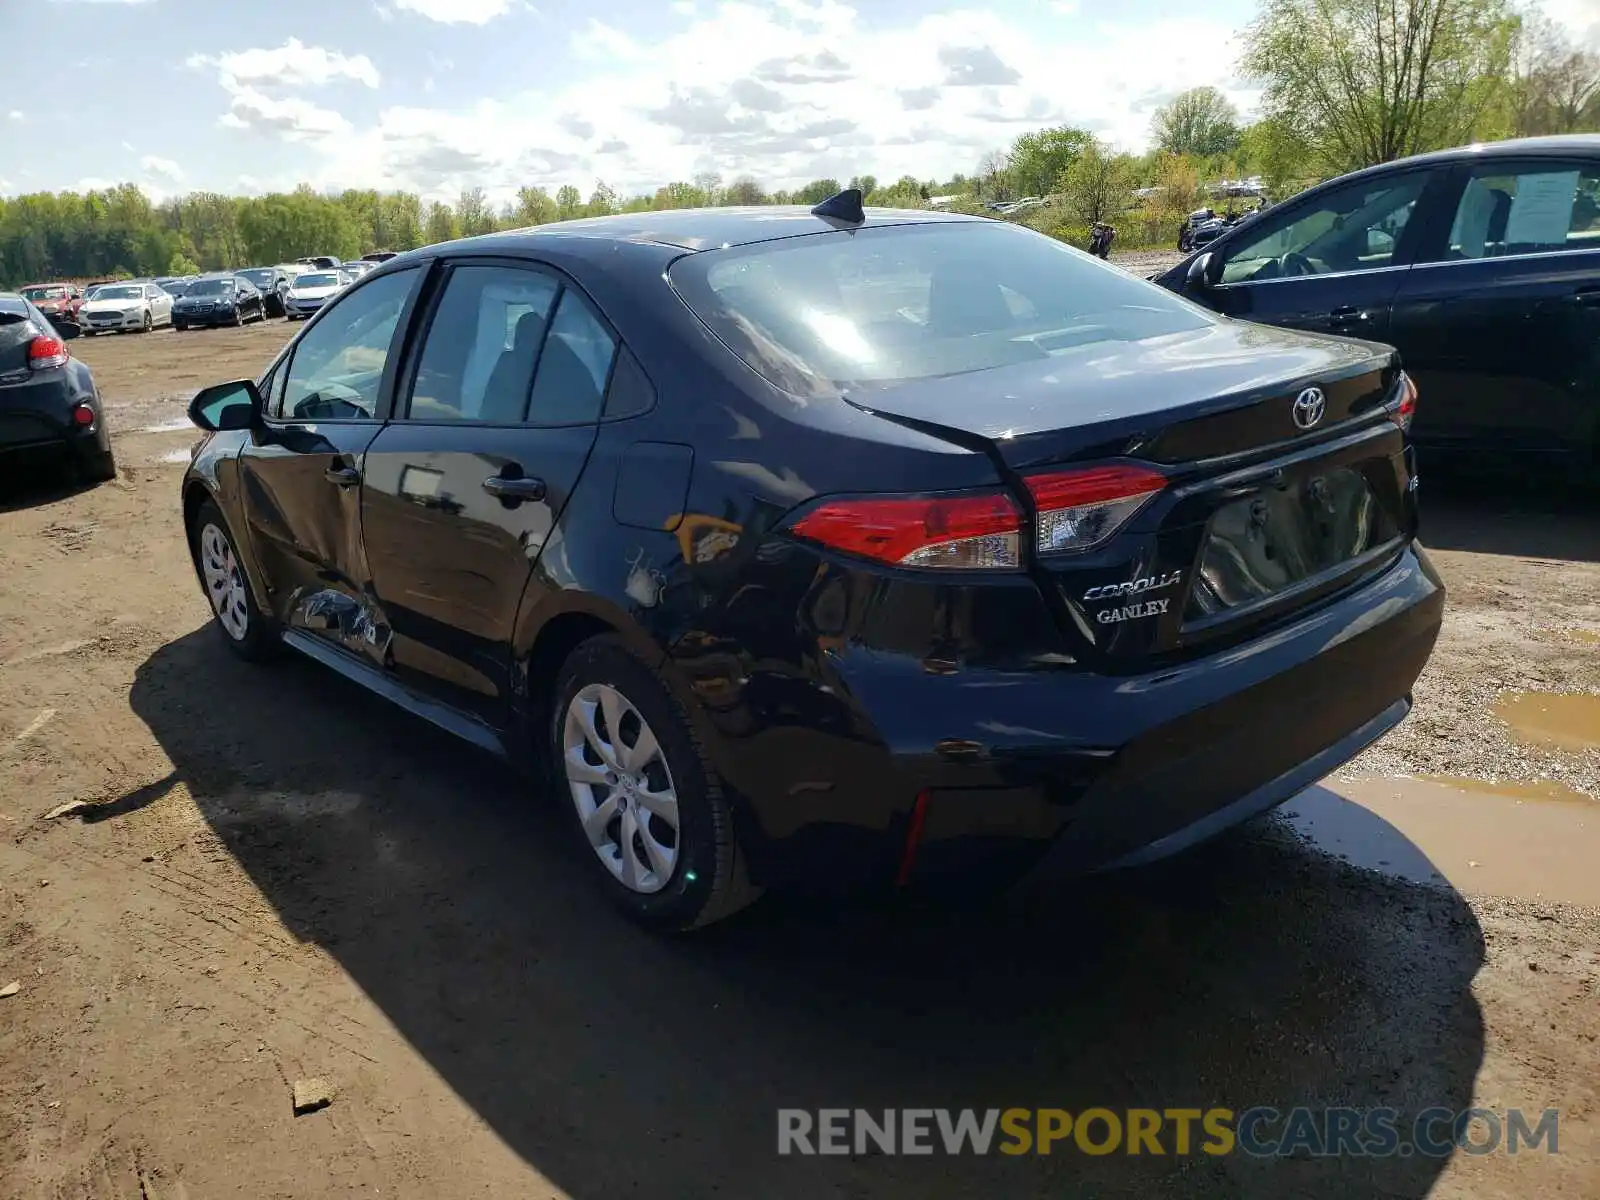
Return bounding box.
[424,205,981,256]
[1335,134,1600,182]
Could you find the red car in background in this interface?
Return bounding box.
[18,283,84,325]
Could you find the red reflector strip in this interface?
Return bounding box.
[895,790,931,887]
[789,491,1020,567]
[72,404,95,426]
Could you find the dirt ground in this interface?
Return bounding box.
[1,301,1598,1199]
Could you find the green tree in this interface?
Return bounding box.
[1151,87,1242,158]
[585,181,619,216]
[1058,139,1135,226]
[724,176,766,205]
[511,186,557,226]
[794,178,842,204]
[456,186,497,237]
[424,201,458,246]
[555,185,584,220]
[1008,126,1092,196]
[1243,0,1518,170]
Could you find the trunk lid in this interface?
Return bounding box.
[844,322,1415,668]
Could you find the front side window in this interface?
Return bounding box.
[1435,163,1600,260]
[1219,176,1428,285]
[670,220,1210,396]
[277,268,417,421]
[405,265,560,423]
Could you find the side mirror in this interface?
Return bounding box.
[1186,251,1221,293]
[53,318,82,340]
[188,379,263,432]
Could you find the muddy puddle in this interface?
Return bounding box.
[1281,775,1599,906]
[1495,690,1600,753]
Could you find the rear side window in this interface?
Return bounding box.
[1438,164,1600,260]
[404,265,560,422]
[525,289,617,426]
[668,221,1210,397]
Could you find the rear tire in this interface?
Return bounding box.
[189,500,279,662]
[550,634,759,931]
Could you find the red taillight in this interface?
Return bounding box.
[1389,372,1418,432]
[28,334,67,371]
[1024,464,1166,554]
[788,490,1022,570]
[72,404,95,427]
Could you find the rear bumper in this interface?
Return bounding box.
[0,380,111,461]
[696,544,1444,891]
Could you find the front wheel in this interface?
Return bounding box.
[141,311,153,333]
[190,500,279,661]
[551,635,759,930]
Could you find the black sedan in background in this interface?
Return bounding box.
[179,197,1443,929]
[0,293,115,484]
[173,275,268,330]
[238,266,294,317]
[1158,134,1600,473]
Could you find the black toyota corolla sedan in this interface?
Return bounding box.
[1155,134,1600,475]
[178,194,1444,929]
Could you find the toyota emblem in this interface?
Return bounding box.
[1292,387,1327,430]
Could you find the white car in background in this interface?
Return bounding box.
[76,282,174,334]
[283,270,350,320]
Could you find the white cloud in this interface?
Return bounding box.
[170,0,1255,202]
[393,0,513,23]
[220,88,351,139]
[6,111,23,124]
[189,37,380,90]
[140,155,184,181]
[120,139,136,151]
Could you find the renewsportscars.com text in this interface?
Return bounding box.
[777,1107,1559,1158]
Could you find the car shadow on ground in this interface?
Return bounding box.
[0,464,103,513]
[125,628,1486,1198]
[1418,471,1599,563]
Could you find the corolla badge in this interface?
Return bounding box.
[1292,387,1327,430]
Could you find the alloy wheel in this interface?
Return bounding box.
[561,682,681,894]
[198,522,249,641]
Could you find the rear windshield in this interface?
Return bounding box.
[21,286,67,300]
[668,221,1211,396]
[186,279,235,295]
[239,269,273,286]
[296,272,340,288]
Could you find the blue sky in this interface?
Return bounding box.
[3,0,1593,203]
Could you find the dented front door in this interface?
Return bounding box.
[237,421,387,662]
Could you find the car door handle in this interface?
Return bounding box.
[325,465,361,487]
[1571,287,1600,306]
[482,475,547,502]
[1326,305,1366,325]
